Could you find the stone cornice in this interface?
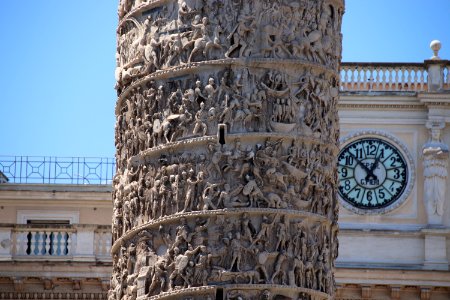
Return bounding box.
[0,184,112,193]
[335,268,450,287]
[0,188,111,207]
[338,228,450,238]
[339,93,425,110]
[418,92,450,106]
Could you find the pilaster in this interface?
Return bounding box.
[422,228,449,271]
[0,226,12,261]
[73,224,96,262]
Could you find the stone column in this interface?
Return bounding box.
[111,1,344,300]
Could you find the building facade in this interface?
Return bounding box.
[1,46,450,299]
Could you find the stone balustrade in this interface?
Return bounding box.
[340,63,428,92]
[340,61,450,92]
[12,226,74,257]
[0,224,112,262]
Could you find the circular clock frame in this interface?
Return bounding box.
[338,130,415,215]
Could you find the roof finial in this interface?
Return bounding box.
[430,40,442,60]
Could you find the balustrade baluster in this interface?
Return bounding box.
[373,67,379,90]
[380,68,386,90]
[30,231,37,255]
[362,67,368,90]
[420,69,426,91]
[400,67,405,90]
[387,68,393,90]
[66,232,72,255]
[406,67,412,91]
[50,232,57,255]
[54,231,62,256]
[394,68,399,91]
[357,68,363,90]
[39,231,46,255]
[413,67,419,91]
[350,67,355,90]
[36,231,42,255]
[45,231,51,255]
[343,67,349,91]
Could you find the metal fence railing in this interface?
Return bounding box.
[0,156,115,185]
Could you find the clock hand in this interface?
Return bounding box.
[365,155,381,181]
[347,151,372,175]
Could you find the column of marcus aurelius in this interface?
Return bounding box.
[111,0,344,300]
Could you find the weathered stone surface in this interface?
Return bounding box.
[111,1,344,299]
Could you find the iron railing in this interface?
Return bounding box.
[0,156,115,185]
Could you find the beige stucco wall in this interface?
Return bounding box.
[0,185,112,225]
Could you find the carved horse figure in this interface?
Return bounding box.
[186,24,222,63]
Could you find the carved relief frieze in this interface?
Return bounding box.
[115,0,344,93]
[114,66,340,170]
[109,212,334,299]
[113,0,344,299]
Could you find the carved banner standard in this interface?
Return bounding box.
[111,1,344,299]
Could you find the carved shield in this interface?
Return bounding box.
[258,251,269,264]
[167,114,181,121]
[175,255,189,270]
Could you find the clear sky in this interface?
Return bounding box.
[1,0,449,158]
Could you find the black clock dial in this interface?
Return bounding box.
[338,137,409,210]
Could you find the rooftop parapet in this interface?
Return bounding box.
[340,40,450,93]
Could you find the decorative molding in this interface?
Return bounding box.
[17,210,80,224]
[338,103,425,110]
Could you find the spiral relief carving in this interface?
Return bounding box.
[111,1,344,299]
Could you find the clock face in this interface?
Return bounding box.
[338,137,409,210]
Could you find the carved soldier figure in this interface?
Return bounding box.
[228,232,251,272]
[225,6,255,58]
[193,102,208,136]
[271,250,287,284]
[204,77,218,106]
[253,247,270,283]
[182,169,199,213]
[193,245,210,286]
[148,261,167,295]
[252,215,277,247]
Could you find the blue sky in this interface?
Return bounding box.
[1,0,449,158]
